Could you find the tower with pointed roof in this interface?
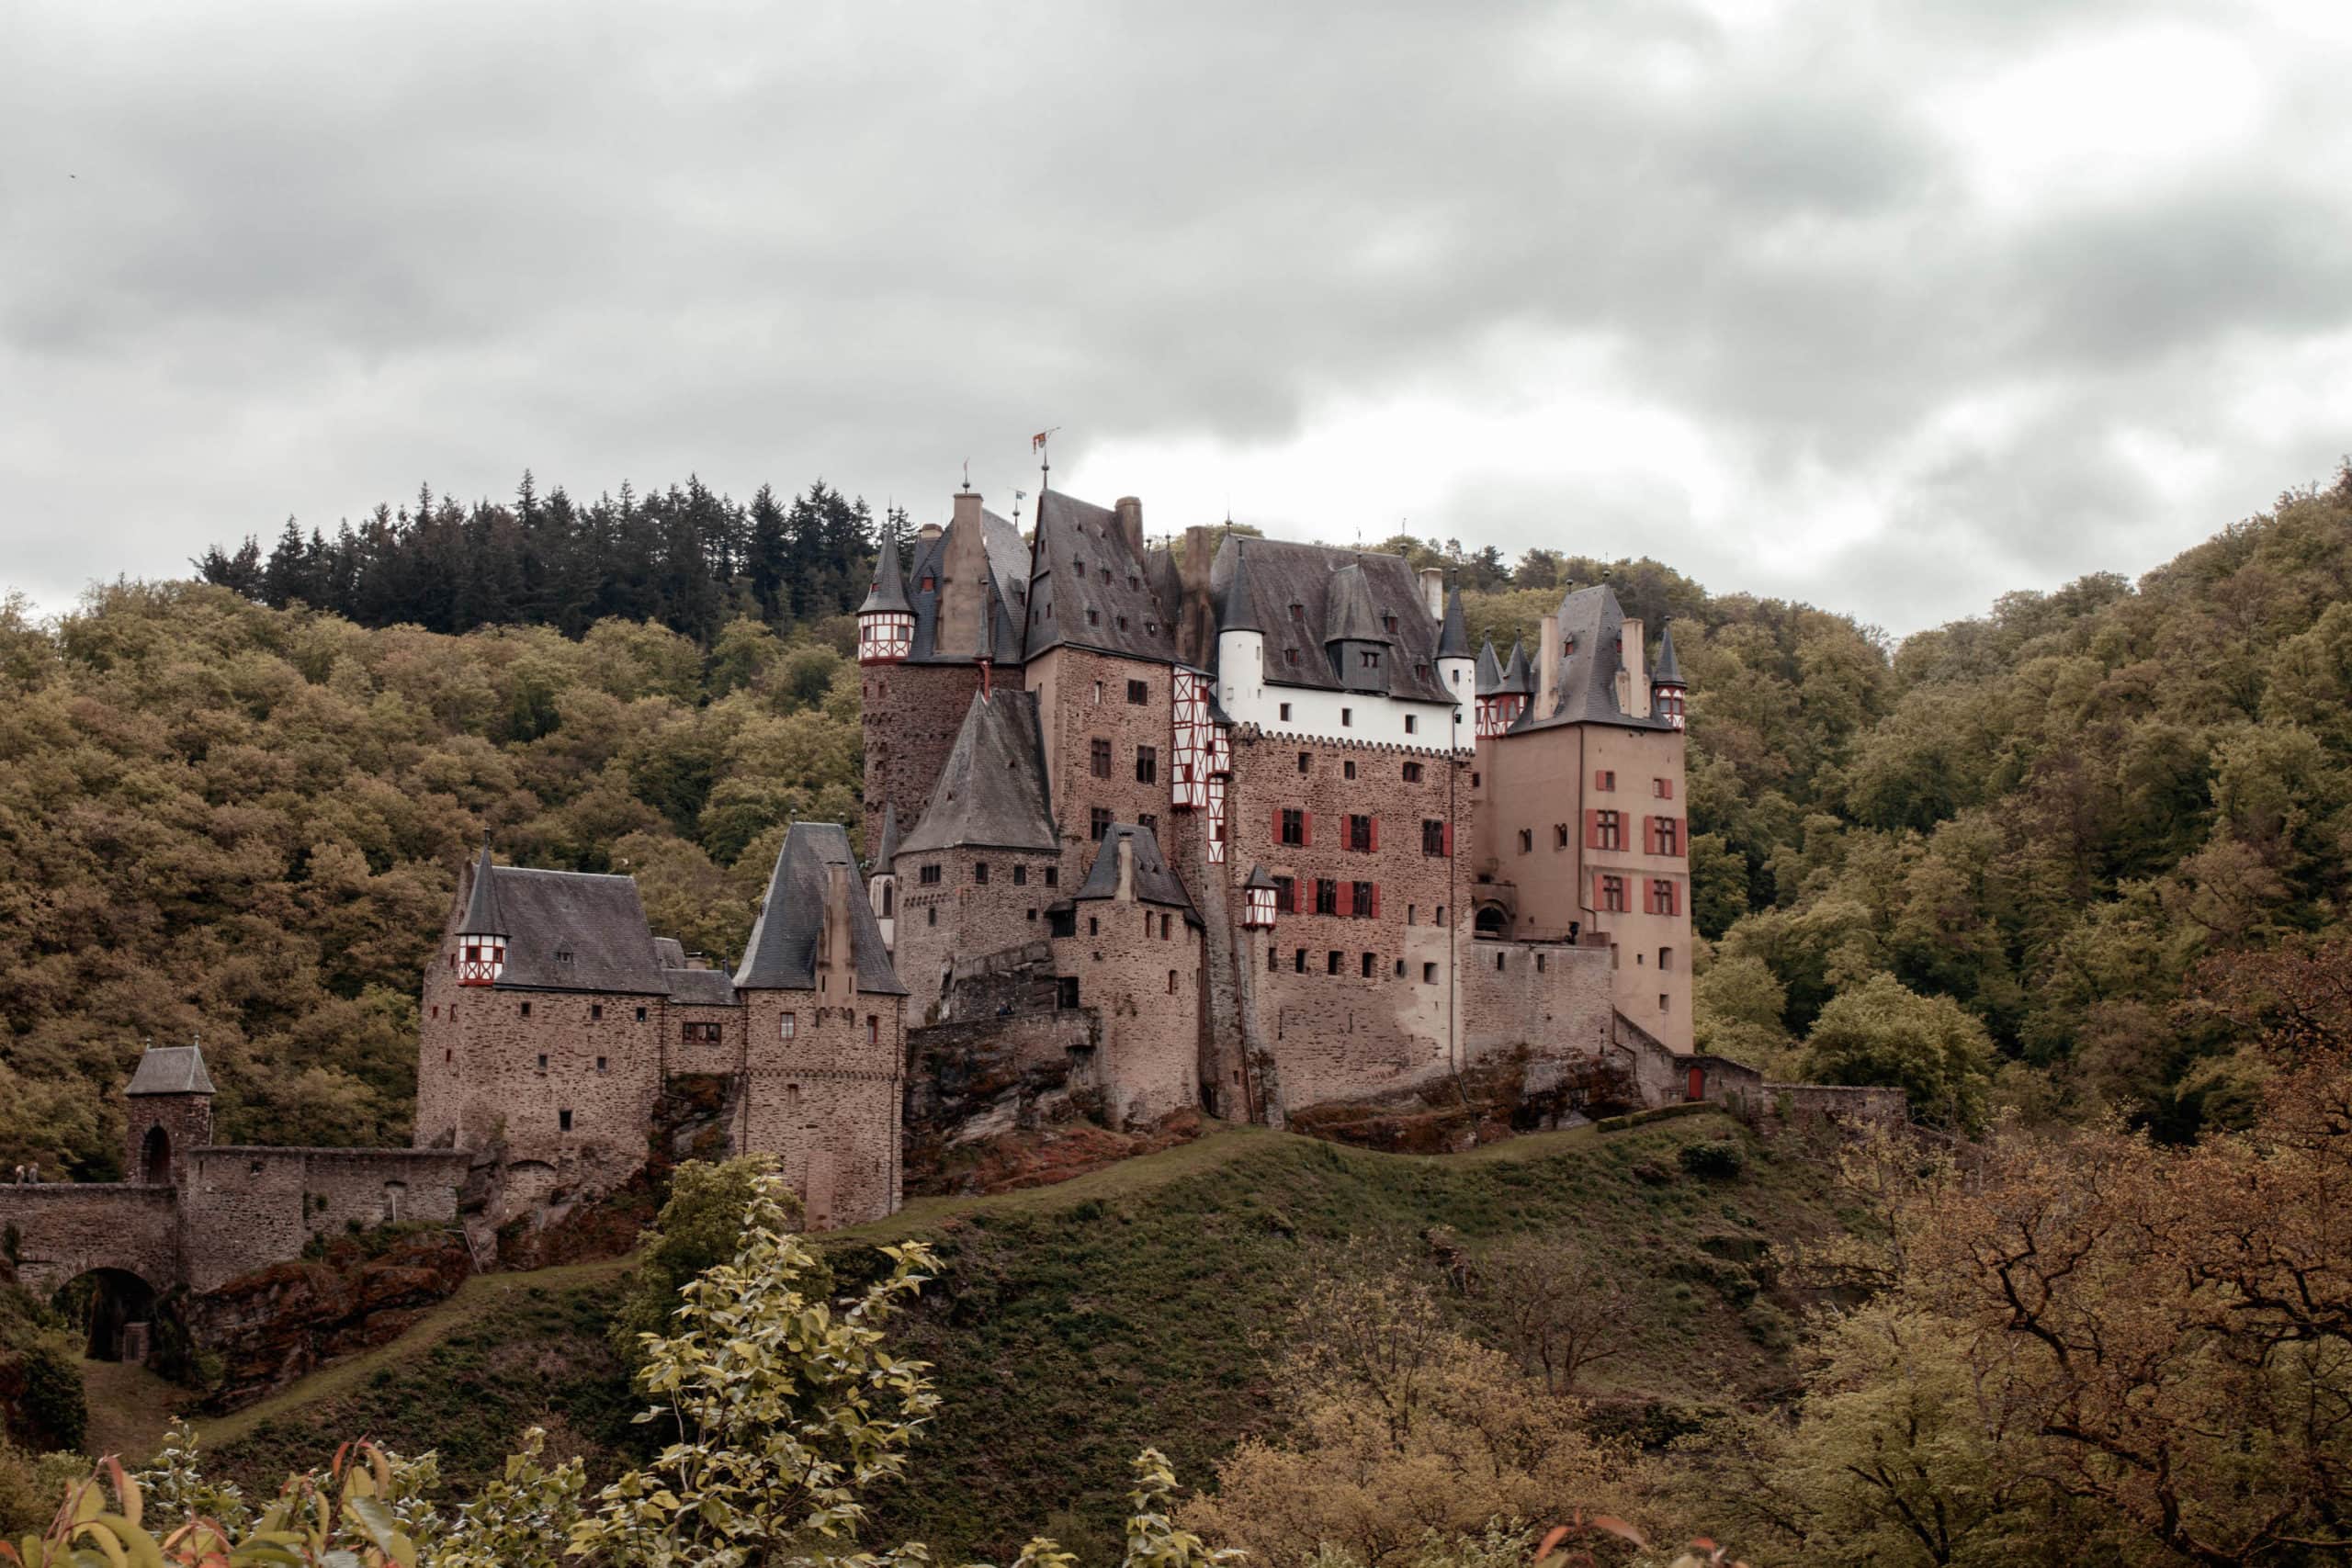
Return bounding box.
[855,524,915,664]
[456,838,508,986]
[1650,621,1687,730]
[125,1042,214,1187]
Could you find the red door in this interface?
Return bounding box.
[1686,1066,1705,1102]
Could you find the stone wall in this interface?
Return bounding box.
[183,1147,469,1292]
[1460,937,1615,1065]
[0,1184,181,1297]
[1752,1083,1910,1132]
[1226,728,1474,1111]
[889,846,1063,1022]
[124,1093,211,1188]
[1026,646,1179,891]
[862,661,987,853]
[734,990,903,1228]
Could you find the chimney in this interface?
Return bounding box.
[938,490,989,660]
[1114,495,1144,558]
[1418,567,1445,621]
[1177,524,1219,666]
[822,863,857,995]
[1115,834,1136,903]
[1619,616,1647,718]
[1537,614,1561,720]
[918,522,942,546]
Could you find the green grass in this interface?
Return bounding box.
[187,1112,1848,1562]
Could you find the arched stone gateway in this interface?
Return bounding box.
[53,1267,159,1362]
[0,1184,182,1300]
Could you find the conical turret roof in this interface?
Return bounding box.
[896,690,1057,855]
[857,525,912,615]
[1499,640,1533,694]
[1219,539,1264,633]
[461,838,507,935]
[1475,639,1504,695]
[1436,581,1471,660]
[1650,621,1685,687]
[871,802,902,870]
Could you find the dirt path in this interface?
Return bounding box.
[81,1357,184,1463]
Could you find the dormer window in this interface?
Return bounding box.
[1415,662,1430,680]
[922,575,935,591]
[1100,569,1111,583]
[1088,608,1101,626]
[1285,649,1300,666]
[1128,574,1139,590]
[1384,615,1398,633]
[554,949,573,964]
[1361,651,1379,669]
[1075,558,1086,576]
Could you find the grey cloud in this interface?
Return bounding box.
[2,0,2346,634]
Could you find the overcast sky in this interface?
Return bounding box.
[6,0,2349,637]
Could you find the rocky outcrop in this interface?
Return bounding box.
[1284,1050,1636,1154]
[184,1232,472,1410]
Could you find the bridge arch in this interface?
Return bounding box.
[0,1184,182,1301]
[52,1267,160,1361]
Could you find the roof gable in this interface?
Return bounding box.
[896,689,1057,856]
[1022,490,1182,663]
[489,867,668,993]
[127,1044,215,1097]
[1071,823,1199,918]
[1208,537,1452,703]
[736,821,907,995]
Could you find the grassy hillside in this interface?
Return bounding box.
[194,1112,1851,1560]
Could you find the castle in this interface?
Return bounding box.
[0,484,1723,1326]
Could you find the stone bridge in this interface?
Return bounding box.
[0,1183,183,1299]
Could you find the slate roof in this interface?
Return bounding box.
[665,967,741,1007]
[857,525,912,615]
[1071,823,1199,921]
[870,802,903,871]
[460,839,506,934]
[127,1045,214,1097]
[1475,639,1504,696]
[1651,621,1685,687]
[1322,562,1390,647]
[736,821,907,995]
[895,690,1058,856]
[1511,585,1675,733]
[485,866,670,993]
[1206,536,1453,703]
[1436,583,1471,660]
[1499,640,1532,695]
[1243,863,1277,891]
[1022,490,1183,664]
[652,937,687,967]
[902,508,1028,664]
[1220,541,1264,633]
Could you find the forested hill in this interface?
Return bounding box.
[5,468,2346,1174]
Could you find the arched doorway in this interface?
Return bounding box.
[53,1269,158,1362]
[141,1124,171,1185]
[1474,904,1509,937]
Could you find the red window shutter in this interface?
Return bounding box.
[1371,884,1381,919]
[1368,816,1379,852]
[1441,822,1453,856]
[1585,809,1600,849]
[1643,879,1657,914]
[1663,778,1675,800]
[1272,805,1283,843]
[1642,816,1656,854]
[1302,810,1313,847]
[1674,816,1686,858]
[1591,871,1602,908]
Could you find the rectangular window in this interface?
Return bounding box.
[590,1003,604,1021]
[1649,879,1681,917]
[1654,777,1674,799]
[1422,961,1439,983]
[1091,807,1113,840]
[1167,969,1179,993]
[636,1006,647,1021]
[1517,829,1532,853]
[868,1015,879,1047]
[1139,811,1158,837]
[1422,818,1452,857]
[1045,867,1058,887]
[1591,810,1623,851]
[1136,745,1158,783]
[1660,993,1670,1013]
[780,1012,796,1039]
[1595,770,1616,791]
[1351,881,1376,919]
[1343,760,1356,780]
[1327,950,1343,975]
[1090,738,1112,778]
[1404,715,1418,734]
[1315,878,1340,916]
[595,1055,608,1072]
[1555,824,1569,849]
[537,1053,548,1070]
[920,863,942,885]
[1402,761,1423,782]
[520,1001,532,1018]
[559,1109,573,1132]
[1272,874,1296,913]
[683,1022,722,1044]
[1340,707,1353,728]
[1279,702,1293,720]
[974,862,989,885]
[1348,814,1374,852]
[1013,863,1028,886]
[1088,915,1100,935]
[1280,807,1306,846]
[1127,679,1148,705]
[1599,874,1628,913]
[1361,951,1376,976]
[1297,750,1312,773]
[1658,947,1674,972]
[1270,947,1283,972]
[1654,816,1682,856]
[1295,947,1308,973]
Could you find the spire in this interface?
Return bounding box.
[1436,581,1471,660]
[1651,620,1685,688]
[857,524,912,615]
[1220,539,1264,633]
[872,802,902,871]
[461,837,507,936]
[1475,638,1504,695]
